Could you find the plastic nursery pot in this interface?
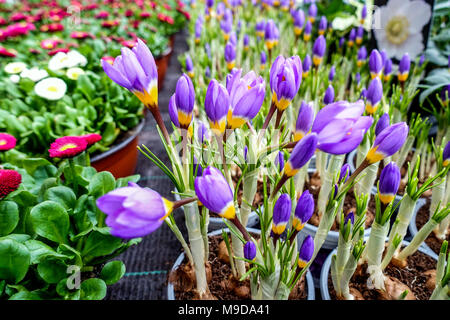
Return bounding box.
[408,198,439,256]
[91,119,145,179]
[155,46,172,91]
[173,191,260,231]
[167,228,316,300]
[319,239,439,300]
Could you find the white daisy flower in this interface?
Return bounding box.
[66,50,88,68]
[66,67,85,80]
[34,77,67,101]
[20,67,49,82]
[9,74,20,83]
[373,0,431,60]
[4,62,27,74]
[48,52,71,71]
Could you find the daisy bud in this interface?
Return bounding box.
[312,35,326,66]
[302,54,311,78]
[224,42,236,71]
[398,53,411,82]
[96,182,174,239]
[369,49,383,79]
[365,77,383,114]
[303,20,312,41]
[0,133,17,151]
[195,166,235,219]
[270,55,302,111]
[205,80,229,135]
[298,235,314,268]
[293,190,314,231]
[443,141,450,167]
[0,169,22,199]
[323,85,335,105]
[294,101,314,141]
[366,123,409,164]
[378,162,401,204]
[318,16,327,35]
[339,163,351,183]
[272,194,292,235]
[244,241,257,260]
[284,133,318,177]
[375,113,390,136]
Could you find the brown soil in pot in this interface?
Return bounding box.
[327,247,436,300]
[415,199,450,255]
[169,234,307,300]
[305,172,375,231]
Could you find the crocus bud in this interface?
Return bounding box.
[284,133,318,177]
[97,182,174,238]
[205,43,212,60]
[348,28,356,47]
[0,133,16,151]
[329,66,336,81]
[260,51,267,69]
[318,16,327,35]
[357,46,367,67]
[298,235,314,268]
[195,166,235,219]
[205,66,211,79]
[185,54,194,78]
[375,113,390,136]
[264,19,279,50]
[361,5,367,23]
[224,42,236,70]
[339,37,345,49]
[205,79,230,135]
[175,74,195,129]
[294,101,314,141]
[0,169,22,199]
[380,50,388,66]
[197,121,210,145]
[302,54,311,78]
[293,190,314,231]
[193,156,203,177]
[220,18,233,41]
[366,123,409,164]
[443,141,450,167]
[272,194,292,235]
[168,95,180,128]
[441,84,450,106]
[339,163,351,183]
[365,77,383,114]
[293,9,305,35]
[270,55,302,111]
[383,58,392,81]
[355,72,361,85]
[369,49,383,79]
[312,35,326,66]
[308,3,317,22]
[398,53,410,82]
[243,34,249,51]
[303,20,312,41]
[244,241,257,260]
[323,85,335,105]
[356,26,364,45]
[256,20,265,38]
[275,151,285,172]
[378,162,401,204]
[344,211,355,226]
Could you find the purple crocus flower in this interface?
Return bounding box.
[193,156,203,177]
[174,74,195,129]
[260,51,267,68]
[224,42,236,70]
[419,54,425,67]
[226,69,265,129]
[298,235,314,268]
[361,5,367,22]
[369,49,383,79]
[206,0,214,9]
[195,19,202,43]
[312,35,326,66]
[378,162,400,204]
[270,55,302,111]
[264,19,279,50]
[243,34,250,50]
[380,50,388,66]
[329,66,336,81]
[168,95,180,128]
[398,53,411,82]
[229,32,237,46]
[357,46,367,67]
[383,58,393,81]
[344,211,354,226]
[102,38,158,108]
[205,79,230,135]
[311,100,373,155]
[366,122,409,164]
[365,77,383,114]
[356,25,364,45]
[308,3,317,22]
[185,54,194,78]
[302,54,312,78]
[318,16,327,35]
[293,190,314,231]
[194,166,235,219]
[323,85,335,105]
[244,241,257,260]
[275,151,285,172]
[355,72,361,85]
[360,88,367,99]
[96,182,173,239]
[272,194,292,235]
[294,101,314,141]
[339,37,345,49]
[443,141,450,167]
[217,2,225,18]
[197,120,210,145]
[221,18,233,40]
[205,43,211,60]
[205,66,211,79]
[293,9,305,36]
[375,113,390,136]
[303,20,312,41]
[284,133,318,177]
[255,20,266,38]
[348,28,356,47]
[339,164,351,183]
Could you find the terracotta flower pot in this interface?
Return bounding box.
[155,46,172,91]
[167,228,316,300]
[91,119,145,179]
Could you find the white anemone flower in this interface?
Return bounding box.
[373,0,431,60]
[4,62,27,74]
[66,67,85,80]
[20,67,49,82]
[34,77,67,101]
[48,50,87,71]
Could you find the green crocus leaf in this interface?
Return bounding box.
[80,278,107,300]
[30,201,69,244]
[0,239,30,283]
[0,201,19,236]
[100,260,126,285]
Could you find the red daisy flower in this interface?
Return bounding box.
[0,169,22,199]
[80,133,102,146]
[0,46,16,57]
[0,133,16,151]
[49,136,88,158]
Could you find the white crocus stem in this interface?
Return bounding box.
[330,256,340,296]
[166,218,194,265]
[335,234,352,296]
[355,162,378,200]
[184,200,209,298]
[388,195,417,256]
[409,144,422,176]
[436,175,450,239]
[395,136,415,170]
[430,176,446,219]
[241,169,259,227]
[397,219,439,261]
[201,208,209,262]
[312,201,339,261]
[339,255,360,300]
[294,162,309,198]
[260,264,282,300]
[430,284,450,300]
[356,138,370,169]
[317,155,345,218]
[366,222,389,289]
[231,213,245,278]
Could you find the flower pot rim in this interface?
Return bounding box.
[167,227,315,300]
[91,119,145,163]
[155,46,172,60]
[319,237,439,300]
